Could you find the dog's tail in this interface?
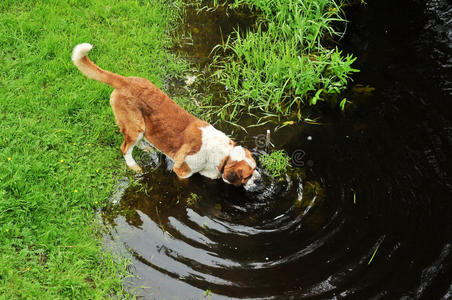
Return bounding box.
[72,43,126,89]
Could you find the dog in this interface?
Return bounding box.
[72,43,261,190]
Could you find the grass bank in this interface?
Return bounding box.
[210,0,358,124]
[0,0,190,297]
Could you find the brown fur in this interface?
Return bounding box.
[218,155,230,173]
[75,55,210,174]
[109,77,208,161]
[173,161,192,178]
[73,48,257,184]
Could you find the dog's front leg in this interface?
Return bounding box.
[172,144,193,178]
[173,144,192,178]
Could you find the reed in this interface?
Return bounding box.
[210,0,358,124]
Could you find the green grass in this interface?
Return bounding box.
[0,0,190,298]
[259,150,291,177]
[210,0,359,124]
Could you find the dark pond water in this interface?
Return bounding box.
[103,0,452,299]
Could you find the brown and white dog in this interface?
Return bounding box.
[72,43,261,190]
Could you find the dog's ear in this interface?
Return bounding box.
[222,161,242,187]
[224,168,242,187]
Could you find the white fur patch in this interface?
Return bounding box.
[184,125,234,179]
[72,43,93,61]
[183,126,257,182]
[245,156,256,169]
[229,146,245,162]
[230,146,256,169]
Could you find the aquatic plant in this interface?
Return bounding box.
[210,0,359,124]
[186,192,201,206]
[259,150,291,177]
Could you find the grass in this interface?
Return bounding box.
[209,0,359,124]
[0,0,191,298]
[259,150,291,177]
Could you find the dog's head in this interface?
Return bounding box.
[221,146,261,190]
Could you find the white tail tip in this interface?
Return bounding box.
[72,43,93,61]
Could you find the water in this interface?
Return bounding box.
[102,0,452,299]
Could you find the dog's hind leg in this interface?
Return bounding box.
[111,90,146,172]
[120,131,144,172]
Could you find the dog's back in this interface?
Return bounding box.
[72,43,205,162]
